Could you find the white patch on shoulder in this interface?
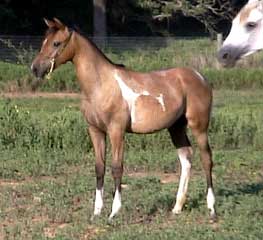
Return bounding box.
[114,71,166,122]
[114,71,140,122]
[156,94,165,111]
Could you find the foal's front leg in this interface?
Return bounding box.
[88,126,106,217]
[108,127,125,220]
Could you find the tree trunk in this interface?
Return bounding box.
[93,0,107,46]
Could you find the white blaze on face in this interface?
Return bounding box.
[172,148,192,214]
[109,189,121,219]
[94,188,104,216]
[114,71,166,123]
[40,38,48,53]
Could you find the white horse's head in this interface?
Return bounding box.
[218,0,263,67]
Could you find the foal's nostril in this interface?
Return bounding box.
[32,65,38,75]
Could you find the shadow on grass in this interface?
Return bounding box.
[217,181,263,197]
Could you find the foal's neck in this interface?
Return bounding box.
[72,32,116,97]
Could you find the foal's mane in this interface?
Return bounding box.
[45,25,125,68]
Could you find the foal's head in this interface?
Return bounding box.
[31,18,73,78]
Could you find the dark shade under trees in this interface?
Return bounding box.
[0,0,248,37]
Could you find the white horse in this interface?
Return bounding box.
[218,0,263,67]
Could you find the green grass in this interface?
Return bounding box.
[2,38,263,92]
[0,90,263,239]
[0,149,262,239]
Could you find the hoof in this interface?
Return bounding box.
[172,206,182,215]
[90,214,100,222]
[209,212,217,223]
[108,212,116,221]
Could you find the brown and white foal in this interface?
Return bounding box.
[31,18,216,221]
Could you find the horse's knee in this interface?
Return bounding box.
[180,146,193,158]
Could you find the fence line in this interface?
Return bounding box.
[0,35,209,63]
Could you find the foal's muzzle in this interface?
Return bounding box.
[31,59,53,79]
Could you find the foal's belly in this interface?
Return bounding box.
[129,95,184,133]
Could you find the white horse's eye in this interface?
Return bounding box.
[246,22,257,30]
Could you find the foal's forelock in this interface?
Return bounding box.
[238,1,263,24]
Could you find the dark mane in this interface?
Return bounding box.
[85,35,125,68]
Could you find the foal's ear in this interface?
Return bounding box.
[53,18,65,30]
[44,18,55,28]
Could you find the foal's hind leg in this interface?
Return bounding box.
[188,117,216,222]
[88,125,106,217]
[168,117,193,214]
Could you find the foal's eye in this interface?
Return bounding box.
[246,22,257,30]
[53,41,61,47]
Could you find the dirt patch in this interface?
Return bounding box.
[82,226,107,240]
[0,175,61,187]
[43,223,70,239]
[127,171,179,184]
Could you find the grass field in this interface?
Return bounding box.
[0,90,263,239]
[2,38,263,92]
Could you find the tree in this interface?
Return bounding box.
[137,0,236,36]
[93,0,107,38]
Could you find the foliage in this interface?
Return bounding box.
[0,92,262,174]
[134,0,234,35]
[0,0,246,36]
[0,38,36,65]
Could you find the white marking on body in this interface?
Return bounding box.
[194,70,206,83]
[114,71,166,122]
[172,148,192,214]
[94,188,104,216]
[142,90,150,95]
[156,94,165,111]
[114,71,140,122]
[109,189,121,219]
[207,187,216,215]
